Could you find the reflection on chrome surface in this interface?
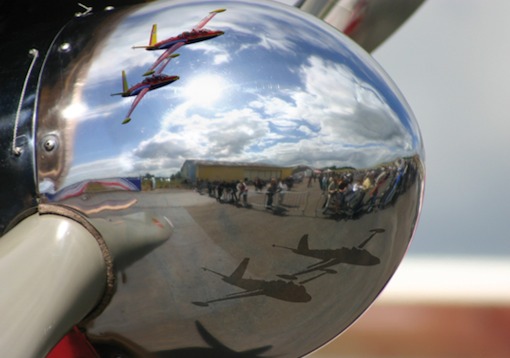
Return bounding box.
[36,0,424,356]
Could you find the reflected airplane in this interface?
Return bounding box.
[274,229,384,281]
[192,258,311,306]
[111,54,179,124]
[133,9,226,76]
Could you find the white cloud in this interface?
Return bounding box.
[123,53,414,174]
[59,2,418,184]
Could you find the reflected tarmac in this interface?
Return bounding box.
[274,230,383,282]
[193,257,311,307]
[80,170,420,356]
[91,320,272,357]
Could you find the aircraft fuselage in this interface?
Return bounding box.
[223,277,312,303]
[126,75,179,97]
[300,247,380,266]
[149,29,224,50]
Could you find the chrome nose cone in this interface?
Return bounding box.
[33,1,424,357]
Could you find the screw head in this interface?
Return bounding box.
[42,136,58,152]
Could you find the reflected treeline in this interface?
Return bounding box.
[191,156,422,220]
[90,320,272,357]
[193,230,381,306]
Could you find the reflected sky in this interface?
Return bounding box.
[39,0,422,192]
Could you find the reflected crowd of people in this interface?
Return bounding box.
[318,157,421,220]
[191,156,422,220]
[196,178,250,207]
[196,177,294,210]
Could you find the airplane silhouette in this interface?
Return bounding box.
[133,9,226,76]
[192,258,311,306]
[273,229,384,282]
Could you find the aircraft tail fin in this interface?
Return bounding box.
[131,24,158,49]
[297,234,309,252]
[110,70,129,96]
[230,258,249,281]
[121,70,129,93]
[149,24,158,46]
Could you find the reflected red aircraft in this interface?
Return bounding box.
[111,54,180,124]
[133,8,226,76]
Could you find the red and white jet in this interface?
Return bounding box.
[111,54,180,124]
[133,8,226,76]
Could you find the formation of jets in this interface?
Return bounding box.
[111,9,226,124]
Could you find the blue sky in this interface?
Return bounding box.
[49,0,421,190]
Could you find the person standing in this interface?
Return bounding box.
[238,178,249,207]
[266,178,278,208]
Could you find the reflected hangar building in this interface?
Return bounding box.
[180,159,294,183]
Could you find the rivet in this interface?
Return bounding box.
[59,43,71,53]
[43,136,58,152]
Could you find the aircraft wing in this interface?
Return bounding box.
[155,53,179,76]
[225,289,265,299]
[193,8,225,31]
[307,257,336,269]
[144,41,184,76]
[290,258,343,278]
[192,289,264,306]
[123,87,149,124]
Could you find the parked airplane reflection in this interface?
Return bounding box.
[193,258,312,307]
